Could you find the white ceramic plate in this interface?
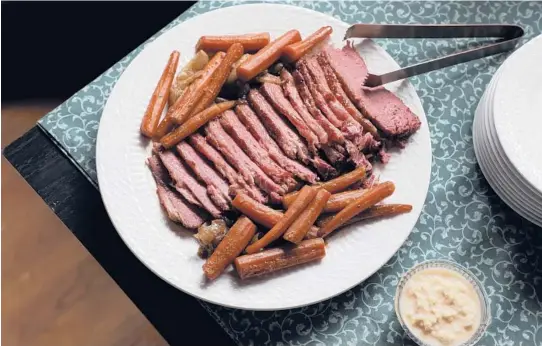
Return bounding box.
[96,4,432,310]
[493,35,542,195]
[473,68,542,226]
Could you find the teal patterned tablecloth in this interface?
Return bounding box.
[38,2,542,345]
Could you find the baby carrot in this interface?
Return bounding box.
[283,189,331,244]
[282,26,333,62]
[202,216,256,280]
[140,50,180,137]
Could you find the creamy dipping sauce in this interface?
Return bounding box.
[398,267,482,346]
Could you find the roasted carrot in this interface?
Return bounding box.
[196,33,271,53]
[202,216,256,280]
[160,101,236,149]
[140,50,180,137]
[283,189,331,244]
[232,193,282,228]
[237,30,301,82]
[305,203,413,239]
[283,188,367,212]
[235,238,326,280]
[323,189,368,213]
[154,52,226,138]
[283,166,366,204]
[317,181,396,238]
[245,185,317,254]
[189,43,245,117]
[282,26,333,63]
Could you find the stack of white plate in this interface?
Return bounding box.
[473,34,542,227]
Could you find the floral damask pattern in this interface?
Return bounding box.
[38,2,542,345]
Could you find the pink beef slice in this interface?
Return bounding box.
[189,133,268,204]
[176,141,232,211]
[205,119,284,203]
[147,155,208,229]
[247,89,311,164]
[235,104,318,184]
[291,70,345,144]
[323,42,368,103]
[219,110,297,191]
[280,69,329,145]
[158,150,222,218]
[260,82,320,152]
[358,86,421,138]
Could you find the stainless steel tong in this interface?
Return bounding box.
[344,24,524,87]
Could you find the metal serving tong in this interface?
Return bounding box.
[344,24,524,87]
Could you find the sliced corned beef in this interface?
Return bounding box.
[235,104,318,184]
[158,150,222,218]
[260,82,320,153]
[297,62,344,128]
[357,86,422,138]
[280,69,329,145]
[311,156,338,180]
[292,70,345,144]
[205,119,284,203]
[219,110,297,191]
[189,134,268,204]
[317,52,378,137]
[147,155,208,229]
[176,141,231,211]
[247,89,311,164]
[322,42,368,103]
[322,145,346,164]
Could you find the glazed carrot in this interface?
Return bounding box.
[323,189,368,213]
[154,52,226,138]
[283,189,331,244]
[283,188,367,212]
[305,203,413,239]
[283,166,366,204]
[282,26,333,63]
[140,50,180,137]
[189,43,244,117]
[245,185,317,254]
[232,193,282,228]
[235,238,326,280]
[160,101,236,149]
[232,193,320,236]
[237,29,301,82]
[317,182,396,238]
[196,33,271,53]
[202,216,256,280]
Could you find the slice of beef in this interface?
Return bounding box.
[300,60,381,168]
[322,42,368,103]
[205,119,284,203]
[311,156,338,180]
[297,63,343,128]
[260,82,320,152]
[219,110,296,191]
[322,145,345,164]
[189,133,268,204]
[158,150,222,218]
[280,69,329,145]
[147,155,209,229]
[292,70,345,144]
[247,89,310,164]
[317,52,378,137]
[176,141,231,211]
[358,86,422,138]
[235,104,318,184]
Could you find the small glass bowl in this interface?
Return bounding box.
[394,259,492,346]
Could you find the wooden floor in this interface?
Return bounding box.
[2,104,168,346]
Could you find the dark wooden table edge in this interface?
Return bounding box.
[3,126,235,346]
